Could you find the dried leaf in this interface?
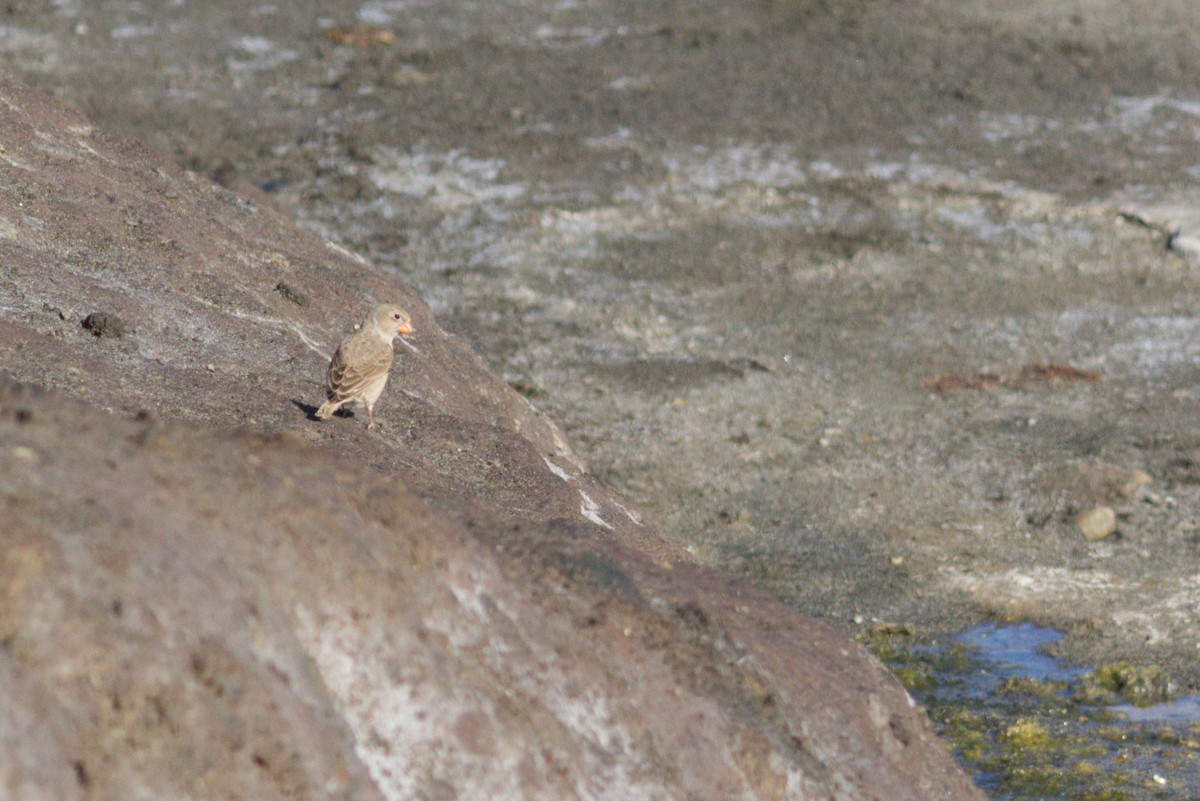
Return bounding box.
[322,25,395,49]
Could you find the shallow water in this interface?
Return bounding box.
[892,623,1200,800]
[950,623,1200,723]
[955,622,1087,685]
[1114,695,1200,724]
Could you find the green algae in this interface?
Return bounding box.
[999,718,1051,750]
[997,676,1069,701]
[864,623,1199,801]
[1078,663,1172,708]
[891,662,939,692]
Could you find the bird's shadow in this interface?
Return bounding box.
[292,399,321,421]
[291,399,356,421]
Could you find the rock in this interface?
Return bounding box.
[0,73,986,800]
[1120,204,1200,261]
[273,281,308,306]
[1076,662,1172,707]
[1063,461,1152,509]
[1028,460,1151,527]
[1075,506,1118,540]
[0,384,985,801]
[81,311,128,339]
[1168,230,1200,260]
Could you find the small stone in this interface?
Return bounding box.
[1075,506,1117,540]
[1068,461,1151,505]
[1168,230,1200,260]
[1031,461,1153,527]
[1118,469,1153,498]
[1079,662,1171,707]
[81,312,128,339]
[11,445,37,461]
[274,281,308,306]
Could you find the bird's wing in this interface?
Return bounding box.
[326,334,394,403]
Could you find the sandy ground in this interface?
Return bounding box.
[4,0,1200,686]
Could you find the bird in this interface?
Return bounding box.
[315,304,413,430]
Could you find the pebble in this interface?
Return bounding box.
[1168,230,1200,260]
[81,311,128,339]
[1036,461,1152,528]
[274,281,308,306]
[11,446,37,461]
[1075,506,1117,540]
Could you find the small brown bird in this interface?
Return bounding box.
[315,304,413,430]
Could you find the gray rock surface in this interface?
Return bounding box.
[0,74,983,801]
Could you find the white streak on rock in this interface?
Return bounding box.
[543,456,573,482]
[325,238,369,264]
[611,499,642,526]
[221,307,330,361]
[579,489,613,530]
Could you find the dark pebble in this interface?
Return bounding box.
[274,281,308,306]
[82,312,128,339]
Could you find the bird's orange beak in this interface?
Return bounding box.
[398,323,413,335]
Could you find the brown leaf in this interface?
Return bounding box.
[322,25,395,49]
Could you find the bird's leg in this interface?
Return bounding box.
[366,404,377,431]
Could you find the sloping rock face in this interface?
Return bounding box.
[0,74,983,801]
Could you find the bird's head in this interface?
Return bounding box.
[370,304,413,338]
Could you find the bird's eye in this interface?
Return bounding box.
[393,313,401,320]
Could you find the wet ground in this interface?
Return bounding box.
[870,622,1200,800]
[4,1,1200,796]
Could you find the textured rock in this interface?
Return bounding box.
[0,73,984,801]
[1027,460,1152,528]
[1060,462,1153,510]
